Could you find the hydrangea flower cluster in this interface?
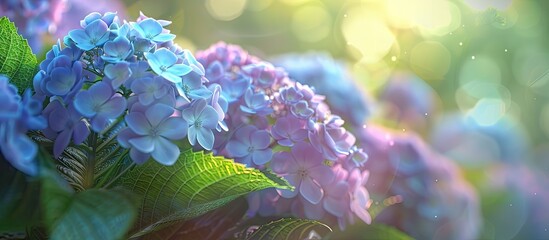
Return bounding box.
[0,75,46,175]
[272,52,372,128]
[379,72,440,132]
[357,125,481,240]
[431,113,529,166]
[195,42,372,229]
[33,12,226,165]
[0,0,67,52]
[485,165,549,239]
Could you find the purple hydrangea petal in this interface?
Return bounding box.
[197,127,214,150]
[130,148,150,165]
[251,130,271,149]
[199,106,219,129]
[68,29,94,50]
[125,112,151,135]
[300,177,323,204]
[99,96,126,119]
[49,107,69,132]
[303,199,326,220]
[47,68,76,95]
[187,127,197,145]
[270,152,293,173]
[252,149,272,165]
[158,117,188,140]
[91,115,109,132]
[104,62,132,88]
[54,128,72,158]
[151,137,180,165]
[72,121,90,145]
[226,140,249,158]
[323,197,347,218]
[3,134,38,176]
[129,136,155,153]
[279,174,300,199]
[308,165,335,186]
[145,103,173,127]
[85,19,109,45]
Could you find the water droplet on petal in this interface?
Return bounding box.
[459,42,463,46]
[472,56,476,60]
[391,56,397,61]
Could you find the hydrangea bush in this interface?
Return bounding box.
[268,52,482,240]
[0,12,417,240]
[357,126,481,240]
[194,42,373,229]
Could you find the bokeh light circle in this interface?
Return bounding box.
[291,5,332,43]
[459,56,502,86]
[342,6,395,64]
[205,0,247,21]
[409,41,451,81]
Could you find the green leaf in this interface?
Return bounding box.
[0,17,37,93]
[39,150,139,240]
[0,155,41,232]
[243,218,333,240]
[48,188,139,240]
[119,150,293,238]
[325,223,413,240]
[145,197,248,240]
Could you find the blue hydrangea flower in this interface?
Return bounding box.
[219,73,250,103]
[309,117,355,161]
[242,62,280,88]
[123,103,188,165]
[277,86,304,105]
[145,48,192,83]
[273,52,372,127]
[208,84,228,131]
[132,18,175,43]
[126,61,154,88]
[271,116,308,147]
[0,76,45,175]
[271,142,334,204]
[74,82,127,132]
[182,99,218,150]
[240,88,272,115]
[68,19,110,51]
[131,76,170,106]
[291,100,314,119]
[80,11,119,28]
[182,50,205,76]
[104,61,132,89]
[42,101,90,158]
[226,125,273,166]
[175,72,212,101]
[101,36,133,63]
[39,55,83,97]
[205,60,224,82]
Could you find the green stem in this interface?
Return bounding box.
[102,161,135,189]
[96,149,129,187]
[83,132,98,189]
